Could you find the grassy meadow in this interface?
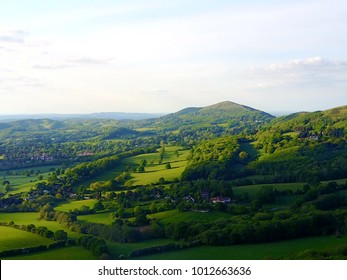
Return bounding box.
[149,209,231,224]
[0,226,54,252]
[55,199,97,212]
[0,212,82,240]
[233,182,305,199]
[2,246,96,260]
[134,235,347,260]
[0,165,61,195]
[77,212,113,224]
[107,238,173,258]
[122,147,189,186]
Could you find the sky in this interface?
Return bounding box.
[0,0,347,115]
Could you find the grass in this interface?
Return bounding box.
[263,194,303,210]
[0,226,54,252]
[233,182,305,199]
[0,165,61,195]
[107,238,173,258]
[133,235,347,260]
[0,212,82,240]
[120,147,189,186]
[54,199,97,212]
[77,212,113,224]
[149,209,231,224]
[127,160,187,186]
[70,146,189,189]
[2,246,96,260]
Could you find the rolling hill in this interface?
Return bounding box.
[141,101,275,134]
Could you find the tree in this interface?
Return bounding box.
[135,214,149,226]
[239,151,249,161]
[93,200,104,212]
[2,180,10,186]
[149,203,157,213]
[54,230,68,241]
[137,166,145,173]
[133,206,142,216]
[140,159,147,167]
[165,163,172,169]
[158,177,166,184]
[4,183,11,193]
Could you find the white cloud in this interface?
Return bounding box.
[248,57,347,89]
[1,0,347,114]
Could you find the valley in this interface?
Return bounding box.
[1,101,347,260]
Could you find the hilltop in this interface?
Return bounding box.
[141,101,275,135]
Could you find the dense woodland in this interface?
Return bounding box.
[1,101,347,260]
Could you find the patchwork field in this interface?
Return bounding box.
[134,235,347,260]
[0,226,54,252]
[77,212,113,224]
[2,246,96,260]
[55,199,97,212]
[233,182,305,199]
[0,165,61,194]
[122,147,190,186]
[107,238,173,258]
[0,212,82,240]
[149,209,231,224]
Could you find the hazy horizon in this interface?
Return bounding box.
[1,0,347,115]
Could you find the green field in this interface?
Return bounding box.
[122,148,189,186]
[134,235,347,260]
[77,212,113,224]
[2,246,96,260]
[0,212,82,240]
[149,209,231,224]
[0,226,54,252]
[233,182,305,198]
[0,165,61,195]
[107,238,173,258]
[127,160,187,186]
[55,199,97,212]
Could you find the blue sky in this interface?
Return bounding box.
[1,0,347,114]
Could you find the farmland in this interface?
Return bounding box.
[134,235,347,260]
[3,246,96,260]
[0,212,82,240]
[0,226,54,252]
[1,102,347,260]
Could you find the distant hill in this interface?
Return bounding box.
[0,112,163,122]
[259,104,347,137]
[143,101,275,134]
[1,119,66,132]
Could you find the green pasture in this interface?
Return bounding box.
[0,226,54,252]
[3,246,96,260]
[55,199,97,212]
[0,212,82,240]
[134,235,347,260]
[107,238,173,258]
[123,146,188,166]
[77,212,113,224]
[77,165,124,188]
[0,165,61,195]
[120,147,189,186]
[127,160,187,186]
[75,146,189,188]
[149,209,231,224]
[263,194,303,210]
[233,182,305,199]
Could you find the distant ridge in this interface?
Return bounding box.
[145,101,275,132]
[0,112,164,122]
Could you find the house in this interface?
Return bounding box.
[210,196,231,204]
[183,195,195,203]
